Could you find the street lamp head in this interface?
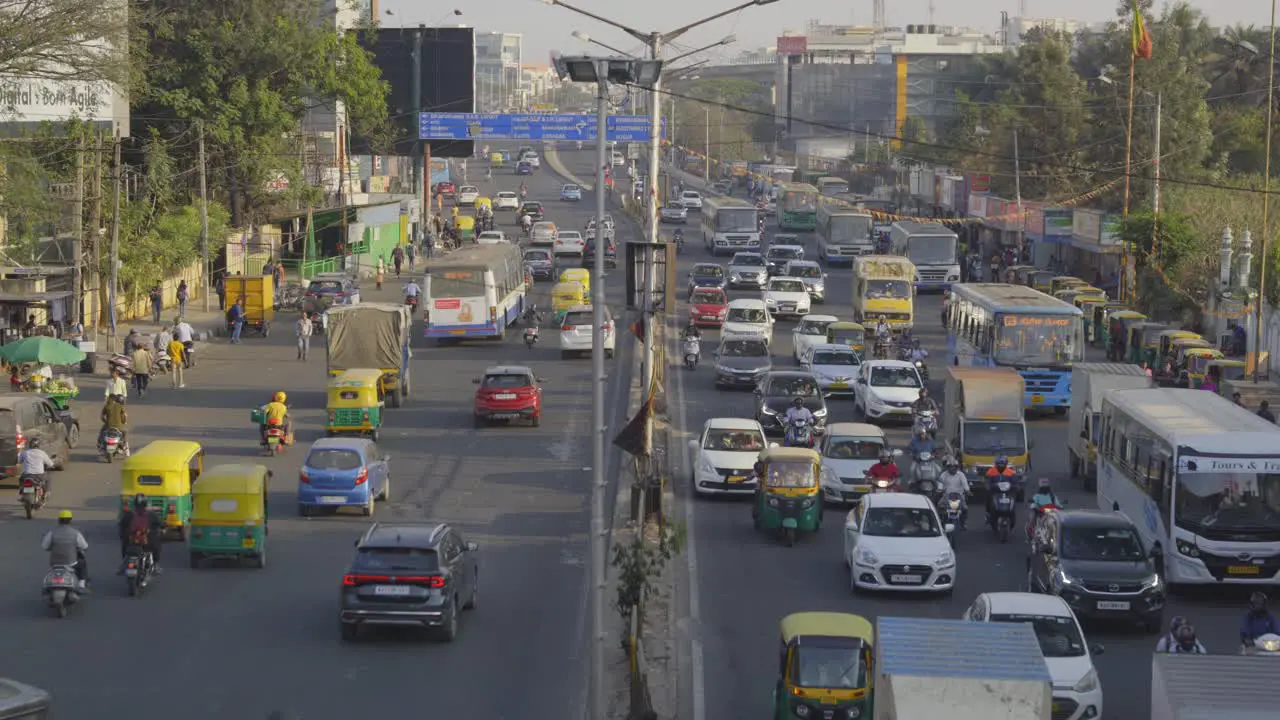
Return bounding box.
[554,55,664,84]
[572,30,591,42]
[539,0,556,5]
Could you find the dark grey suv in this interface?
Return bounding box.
[339,522,479,642]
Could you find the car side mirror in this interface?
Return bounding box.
[1080,430,1088,439]
[1090,644,1105,656]
[353,539,360,547]
[466,541,479,551]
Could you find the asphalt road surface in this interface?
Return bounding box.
[652,168,1252,720]
[0,145,632,720]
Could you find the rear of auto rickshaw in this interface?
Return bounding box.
[188,464,270,569]
[224,274,275,337]
[1105,309,1146,355]
[1003,265,1035,284]
[1028,270,1056,293]
[325,368,385,440]
[1049,276,1087,295]
[1198,359,1246,389]
[1127,322,1169,365]
[1170,337,1214,375]
[1179,346,1224,388]
[474,196,492,213]
[551,281,587,324]
[825,321,866,355]
[558,268,591,296]
[119,440,203,540]
[1013,266,1039,285]
[1157,329,1201,368]
[1075,296,1109,343]
[454,215,476,242]
[1055,287,1104,306]
[752,447,823,546]
[773,612,874,720]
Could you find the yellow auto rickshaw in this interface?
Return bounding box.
[773,612,874,720]
[1104,309,1146,354]
[188,464,270,569]
[1170,337,1214,370]
[1127,322,1169,365]
[454,214,476,242]
[1028,270,1056,293]
[1056,287,1104,306]
[119,440,204,540]
[1014,266,1040,285]
[1050,276,1088,295]
[752,447,822,546]
[489,152,505,169]
[1157,329,1201,367]
[1198,358,1247,388]
[1180,347,1224,388]
[474,196,492,213]
[326,368,386,440]
[1003,265,1035,284]
[825,321,866,354]
[551,281,587,324]
[558,268,591,296]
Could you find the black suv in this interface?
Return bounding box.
[753,370,829,434]
[339,522,479,642]
[518,201,544,222]
[1027,509,1165,631]
[582,237,617,269]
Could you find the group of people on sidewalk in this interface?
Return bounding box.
[122,318,197,393]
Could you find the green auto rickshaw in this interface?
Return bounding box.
[1157,329,1202,368]
[773,612,874,720]
[188,464,270,569]
[1198,358,1246,389]
[752,447,823,547]
[1128,322,1170,366]
[1075,296,1109,343]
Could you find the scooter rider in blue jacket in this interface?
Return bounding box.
[1241,592,1280,649]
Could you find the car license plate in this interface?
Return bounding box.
[727,476,745,483]
[319,496,347,504]
[889,574,923,584]
[242,538,255,548]
[829,382,848,389]
[852,485,870,492]
[494,393,517,400]
[19,486,33,494]
[1229,565,1261,575]
[491,413,517,419]
[373,585,411,597]
[1096,601,1130,610]
[1030,394,1044,404]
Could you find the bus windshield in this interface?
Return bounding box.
[907,235,957,266]
[827,215,873,245]
[783,191,817,212]
[716,208,758,232]
[1175,468,1280,538]
[962,421,1026,456]
[995,315,1083,367]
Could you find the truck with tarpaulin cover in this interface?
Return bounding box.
[873,616,1051,720]
[1066,362,1152,490]
[324,302,413,408]
[943,366,1030,497]
[852,255,915,330]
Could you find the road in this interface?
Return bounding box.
[655,169,1249,720]
[0,145,633,719]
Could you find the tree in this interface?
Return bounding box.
[673,78,772,163]
[1120,210,1209,318]
[1205,24,1274,105]
[0,0,132,88]
[136,0,391,225]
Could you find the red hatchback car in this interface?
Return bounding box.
[689,287,728,327]
[473,365,543,427]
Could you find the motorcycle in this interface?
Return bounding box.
[873,339,890,360]
[674,232,684,254]
[911,452,941,500]
[784,417,814,448]
[99,428,128,463]
[262,421,287,456]
[683,336,700,370]
[524,326,540,349]
[18,475,48,519]
[122,547,155,598]
[941,491,964,546]
[912,409,938,438]
[43,565,83,618]
[182,340,197,369]
[152,353,172,376]
[1242,633,1280,656]
[405,294,420,310]
[989,480,1016,543]
[865,472,899,494]
[1026,502,1063,542]
[913,358,930,383]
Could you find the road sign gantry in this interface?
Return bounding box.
[418,113,665,142]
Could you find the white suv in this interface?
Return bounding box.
[680,190,703,210]
[559,305,616,359]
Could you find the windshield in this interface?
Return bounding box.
[788,265,823,279]
[864,280,911,299]
[1175,470,1280,538]
[831,329,863,345]
[825,437,883,460]
[869,366,921,388]
[716,208,758,232]
[962,421,1026,455]
[783,190,817,212]
[812,350,858,366]
[703,428,766,451]
[694,265,724,278]
[827,215,873,244]
[797,319,832,335]
[770,280,806,293]
[768,247,802,260]
[563,185,579,192]
[792,645,867,689]
[732,255,765,267]
[305,449,364,471]
[906,235,957,265]
[720,339,768,357]
[995,315,1084,367]
[862,507,942,537]
[691,290,725,305]
[765,460,816,488]
[989,615,1087,658]
[524,251,551,262]
[1060,526,1147,561]
[482,373,533,389]
[768,376,820,397]
[727,307,768,323]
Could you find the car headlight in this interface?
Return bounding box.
[934,550,955,568]
[697,455,716,477]
[857,548,880,566]
[1141,573,1163,590]
[813,283,825,293]
[765,298,777,306]
[1073,668,1099,694]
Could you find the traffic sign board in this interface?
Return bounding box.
[418,113,665,142]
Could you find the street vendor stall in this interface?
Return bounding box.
[0,336,85,408]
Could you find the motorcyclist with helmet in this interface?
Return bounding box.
[1028,477,1060,511]
[938,456,969,524]
[523,303,544,328]
[983,455,1018,519]
[682,318,702,340]
[1241,592,1280,649]
[18,436,55,496]
[781,397,814,445]
[1155,617,1207,653]
[912,388,937,416]
[42,509,90,591]
[117,493,164,573]
[261,391,291,446]
[865,449,900,489]
[673,228,684,250]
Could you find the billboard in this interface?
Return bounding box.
[353,27,476,158]
[776,36,808,55]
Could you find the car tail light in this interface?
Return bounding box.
[305,291,317,297]
[396,575,446,588]
[166,502,176,516]
[354,468,368,485]
[562,324,572,331]
[362,410,370,422]
[336,292,347,298]
[299,468,311,484]
[122,498,131,512]
[343,573,390,586]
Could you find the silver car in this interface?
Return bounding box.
[784,260,827,302]
[530,221,558,246]
[727,252,768,289]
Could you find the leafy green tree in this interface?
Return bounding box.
[673,79,772,163]
[0,0,133,88]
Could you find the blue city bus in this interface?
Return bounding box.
[430,158,450,187]
[943,283,1084,410]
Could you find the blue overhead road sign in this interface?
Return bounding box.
[418,113,665,142]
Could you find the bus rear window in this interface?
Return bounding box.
[429,269,483,297]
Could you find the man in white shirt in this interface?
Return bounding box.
[19,437,55,492]
[172,318,195,369]
[104,368,128,400]
[295,313,313,361]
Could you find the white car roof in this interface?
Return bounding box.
[982,592,1074,617]
[808,343,857,354]
[460,185,478,191]
[864,359,915,370]
[558,231,582,237]
[563,184,579,189]
[860,492,933,510]
[825,422,885,437]
[497,191,516,197]
[786,260,821,268]
[704,418,764,431]
[682,190,701,196]
[727,298,767,309]
[478,231,504,237]
[799,314,840,323]
[721,332,768,343]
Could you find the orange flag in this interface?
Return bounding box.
[1132,1,1153,60]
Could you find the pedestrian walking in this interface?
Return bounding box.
[228,300,246,344]
[149,286,163,323]
[130,344,153,398]
[406,241,416,269]
[295,313,313,360]
[274,260,285,290]
[154,324,172,356]
[176,280,189,318]
[392,246,404,277]
[214,272,226,310]
[375,256,386,290]
[167,336,186,388]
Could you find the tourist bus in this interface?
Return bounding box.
[815,205,875,264]
[701,196,761,256]
[422,243,528,340]
[1098,388,1280,586]
[943,283,1083,409]
[777,182,820,231]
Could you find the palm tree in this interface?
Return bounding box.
[1205,24,1272,106]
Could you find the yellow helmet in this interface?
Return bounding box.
[273,391,287,403]
[58,509,73,520]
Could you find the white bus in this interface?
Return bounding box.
[816,176,850,196]
[423,243,528,341]
[701,196,760,256]
[815,205,875,264]
[1098,388,1280,586]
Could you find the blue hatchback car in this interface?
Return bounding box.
[516,161,534,175]
[298,438,390,517]
[560,183,583,201]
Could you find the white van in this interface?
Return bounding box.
[721,298,775,345]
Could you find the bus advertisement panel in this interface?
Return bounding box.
[778,183,820,231]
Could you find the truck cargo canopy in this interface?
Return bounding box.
[326,303,411,371]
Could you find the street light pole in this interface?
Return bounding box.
[589,59,610,720]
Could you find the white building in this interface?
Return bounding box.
[521,65,561,106]
[476,32,522,112]
[1007,16,1082,45]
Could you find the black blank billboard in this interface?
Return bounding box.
[353,27,475,158]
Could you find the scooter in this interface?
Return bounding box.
[405,294,420,310]
[18,475,48,519]
[674,232,685,254]
[524,326,540,349]
[865,471,899,494]
[911,452,941,501]
[683,336,700,370]
[912,409,938,438]
[941,492,964,547]
[99,429,128,463]
[784,417,814,448]
[1242,633,1280,656]
[183,340,197,368]
[989,480,1016,543]
[262,420,287,456]
[122,547,155,598]
[43,564,83,618]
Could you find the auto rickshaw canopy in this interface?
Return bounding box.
[781,612,874,645]
[759,447,821,489]
[192,464,269,522]
[120,440,203,495]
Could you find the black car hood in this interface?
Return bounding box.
[718,355,771,371]
[1061,558,1154,582]
[763,395,827,413]
[692,275,725,286]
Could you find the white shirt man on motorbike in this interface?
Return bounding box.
[782,398,814,427]
[875,317,891,340]
[403,281,421,299]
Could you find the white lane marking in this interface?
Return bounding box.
[673,326,706,720]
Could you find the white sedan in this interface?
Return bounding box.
[791,314,838,363]
[854,360,924,422]
[529,222,558,246]
[679,190,703,210]
[687,418,771,496]
[553,230,586,256]
[761,277,811,318]
[801,344,861,395]
[494,191,520,210]
[844,492,956,593]
[456,185,480,204]
[559,305,615,359]
[476,231,508,244]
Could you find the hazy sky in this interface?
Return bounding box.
[381,1,1274,63]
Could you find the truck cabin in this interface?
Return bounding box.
[960,418,1028,461]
